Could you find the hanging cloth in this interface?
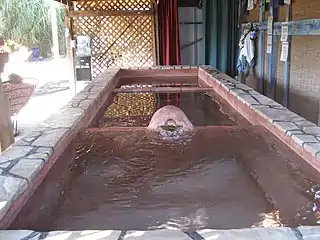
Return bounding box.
[237,29,255,75]
[158,0,181,65]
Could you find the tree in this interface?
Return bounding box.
[0,0,66,58]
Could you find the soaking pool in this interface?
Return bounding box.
[1,66,320,239]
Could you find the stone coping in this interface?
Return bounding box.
[199,65,320,173]
[0,227,319,239]
[0,65,320,233]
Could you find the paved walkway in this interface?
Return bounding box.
[3,56,89,138]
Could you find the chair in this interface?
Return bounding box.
[3,77,36,136]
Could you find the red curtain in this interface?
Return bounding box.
[158,0,181,65]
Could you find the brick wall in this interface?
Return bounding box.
[242,0,320,125]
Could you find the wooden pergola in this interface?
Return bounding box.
[55,0,158,93]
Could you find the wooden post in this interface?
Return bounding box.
[0,52,14,152]
[65,5,77,95]
[51,1,60,60]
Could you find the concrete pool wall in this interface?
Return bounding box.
[1,66,320,239]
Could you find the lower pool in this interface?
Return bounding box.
[11,126,320,231]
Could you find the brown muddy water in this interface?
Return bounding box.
[10,93,320,231]
[99,92,243,127]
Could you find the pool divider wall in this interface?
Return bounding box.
[117,67,198,87]
[198,65,320,175]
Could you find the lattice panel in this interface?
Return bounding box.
[72,0,155,78]
[73,0,153,11]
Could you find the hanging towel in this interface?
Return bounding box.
[237,29,255,75]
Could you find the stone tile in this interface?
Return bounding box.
[297,226,320,240]
[0,176,28,219]
[10,159,44,182]
[250,104,271,113]
[0,146,34,163]
[292,134,318,147]
[303,126,320,136]
[72,93,88,101]
[235,83,253,92]
[38,147,54,156]
[304,143,320,156]
[295,120,316,128]
[31,128,70,148]
[287,130,305,137]
[220,83,236,92]
[229,88,248,96]
[274,121,301,134]
[215,73,237,83]
[0,230,39,240]
[202,67,220,77]
[87,91,101,100]
[237,94,261,106]
[89,85,106,92]
[79,99,94,109]
[197,228,298,240]
[44,230,121,240]
[124,230,191,240]
[15,130,48,146]
[102,68,120,76]
[43,108,84,129]
[26,153,49,161]
[249,92,282,107]
[0,162,10,169]
[257,107,302,124]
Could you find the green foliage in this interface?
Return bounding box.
[0,0,66,58]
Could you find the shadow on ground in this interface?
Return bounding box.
[34,80,70,97]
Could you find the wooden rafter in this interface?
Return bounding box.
[68,9,154,17]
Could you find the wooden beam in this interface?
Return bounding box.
[68,9,154,17]
[113,86,213,94]
[50,2,60,60]
[0,53,14,152]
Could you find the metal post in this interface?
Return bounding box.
[283,3,292,108]
[258,0,265,93]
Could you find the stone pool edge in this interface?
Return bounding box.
[0,226,319,239]
[0,68,121,228]
[199,65,320,174]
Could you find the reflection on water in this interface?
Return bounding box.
[99,93,237,127]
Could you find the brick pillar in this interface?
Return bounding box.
[0,52,14,152]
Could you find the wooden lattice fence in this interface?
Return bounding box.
[70,0,156,78]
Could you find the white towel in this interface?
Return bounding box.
[239,31,255,64]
